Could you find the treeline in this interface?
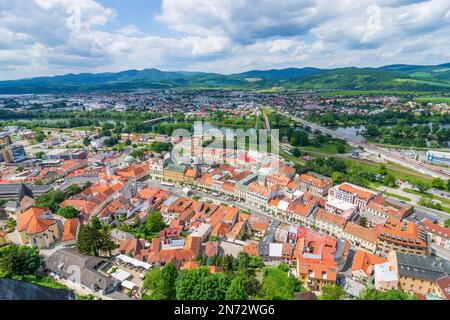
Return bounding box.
[142,253,303,300]
[306,110,450,127]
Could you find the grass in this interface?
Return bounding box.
[379,192,412,202]
[280,150,306,165]
[416,96,450,104]
[4,274,69,290]
[404,188,450,206]
[299,142,352,155]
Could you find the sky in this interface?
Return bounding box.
[1,0,450,80]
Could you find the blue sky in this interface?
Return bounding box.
[0,0,450,80]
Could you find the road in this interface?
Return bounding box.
[284,113,450,180]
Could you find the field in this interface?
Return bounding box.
[415,96,450,104]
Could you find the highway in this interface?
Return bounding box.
[286,114,450,180]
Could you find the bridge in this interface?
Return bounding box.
[288,115,450,180]
[143,116,171,124]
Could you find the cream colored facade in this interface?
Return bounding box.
[19,224,60,249]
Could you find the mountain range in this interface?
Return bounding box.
[1,63,450,94]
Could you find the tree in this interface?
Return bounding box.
[35,190,66,212]
[383,174,397,187]
[320,284,346,300]
[57,205,80,219]
[331,171,345,184]
[336,144,346,154]
[125,139,132,146]
[226,277,248,300]
[0,245,41,277]
[176,267,230,300]
[431,178,445,190]
[82,137,91,147]
[290,147,301,158]
[66,184,82,197]
[445,219,450,228]
[35,151,45,159]
[357,288,416,300]
[35,131,46,143]
[76,224,115,257]
[145,211,166,233]
[359,217,368,228]
[447,179,450,191]
[161,263,178,300]
[415,181,429,194]
[142,268,165,300]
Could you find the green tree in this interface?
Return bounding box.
[35,190,66,212]
[66,184,82,197]
[0,245,41,277]
[35,151,45,159]
[161,263,178,300]
[82,137,91,147]
[142,268,165,300]
[320,284,346,300]
[383,174,397,187]
[415,181,429,194]
[57,205,80,219]
[445,219,450,228]
[336,144,346,154]
[331,171,345,184]
[226,277,248,300]
[145,211,166,233]
[431,178,445,190]
[357,288,416,300]
[290,147,301,158]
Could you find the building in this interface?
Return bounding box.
[375,218,429,257]
[163,163,187,183]
[45,248,116,294]
[391,252,450,298]
[17,207,60,249]
[363,195,412,224]
[351,250,387,283]
[374,260,399,291]
[295,227,340,291]
[1,145,26,163]
[62,218,79,246]
[299,172,332,196]
[119,237,152,261]
[342,222,378,254]
[422,219,450,251]
[315,208,347,238]
[426,150,450,165]
[328,183,377,210]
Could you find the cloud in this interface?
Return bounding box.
[0,0,450,80]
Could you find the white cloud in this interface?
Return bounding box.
[0,0,450,80]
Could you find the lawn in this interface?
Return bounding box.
[404,188,450,206]
[415,96,450,104]
[299,141,352,155]
[6,274,69,290]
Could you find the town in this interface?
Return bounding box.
[0,90,449,301]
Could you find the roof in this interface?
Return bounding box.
[396,253,450,282]
[351,250,387,277]
[339,183,375,201]
[422,219,450,239]
[18,183,34,202]
[344,222,378,244]
[62,218,79,242]
[17,207,56,235]
[45,248,114,291]
[376,218,427,248]
[0,278,75,300]
[316,209,347,228]
[300,173,331,189]
[436,275,450,300]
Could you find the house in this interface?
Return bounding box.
[45,248,116,294]
[351,250,387,283]
[285,194,318,225]
[0,231,9,247]
[148,236,202,267]
[375,218,429,258]
[342,222,378,254]
[119,237,152,261]
[163,163,187,183]
[328,183,377,210]
[17,207,59,249]
[390,251,450,298]
[299,172,332,196]
[374,260,399,291]
[295,227,340,291]
[203,241,219,257]
[421,219,449,251]
[315,208,347,238]
[243,242,259,257]
[110,229,134,244]
[361,194,412,226]
[245,180,279,209]
[62,218,79,246]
